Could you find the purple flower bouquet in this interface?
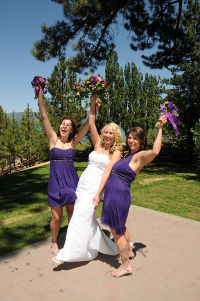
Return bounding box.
[31,76,48,99]
[73,75,108,99]
[155,101,182,136]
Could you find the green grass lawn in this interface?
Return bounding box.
[0,158,199,256]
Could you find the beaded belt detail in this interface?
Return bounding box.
[111,170,127,179]
[50,158,73,162]
[111,170,130,186]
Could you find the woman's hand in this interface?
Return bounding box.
[93,194,100,210]
[158,115,167,128]
[96,97,101,107]
[90,94,101,108]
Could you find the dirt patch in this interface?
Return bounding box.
[18,161,50,172]
[188,212,200,219]
[144,202,154,206]
[0,161,50,176]
[0,209,50,226]
[139,177,165,185]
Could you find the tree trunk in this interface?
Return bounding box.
[13,154,16,172]
[9,156,11,174]
[21,157,23,170]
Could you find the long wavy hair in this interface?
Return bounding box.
[100,123,123,154]
[57,116,78,141]
[124,127,148,156]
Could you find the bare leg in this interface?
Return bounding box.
[110,228,132,277]
[50,207,63,253]
[66,203,74,223]
[115,227,134,260]
[123,227,133,254]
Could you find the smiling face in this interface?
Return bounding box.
[127,133,141,153]
[125,127,147,154]
[103,125,115,147]
[59,119,73,137]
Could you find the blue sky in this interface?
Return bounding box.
[0,0,171,114]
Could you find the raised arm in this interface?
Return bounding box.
[73,118,89,148]
[130,115,167,173]
[73,94,100,148]
[93,150,121,210]
[89,94,101,149]
[38,86,57,145]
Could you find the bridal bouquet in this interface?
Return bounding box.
[31,76,48,99]
[155,101,182,136]
[73,75,108,99]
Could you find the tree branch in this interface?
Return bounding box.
[83,9,120,67]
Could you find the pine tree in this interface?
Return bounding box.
[191,119,200,165]
[9,112,19,172]
[0,106,4,171]
[0,113,12,173]
[31,0,185,73]
[45,56,87,131]
[164,0,200,159]
[19,104,38,167]
[141,74,164,131]
[96,52,124,132]
[121,62,143,134]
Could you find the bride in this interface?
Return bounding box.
[52,94,123,263]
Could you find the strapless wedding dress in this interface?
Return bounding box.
[56,151,118,262]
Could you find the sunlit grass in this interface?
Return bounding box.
[130,170,200,220]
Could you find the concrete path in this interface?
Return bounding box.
[0,205,200,301]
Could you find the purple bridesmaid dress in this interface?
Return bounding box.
[101,152,137,235]
[47,147,79,207]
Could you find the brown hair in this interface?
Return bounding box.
[125,127,147,155]
[100,123,123,154]
[57,116,78,141]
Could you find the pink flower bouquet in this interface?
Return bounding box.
[155,101,182,136]
[31,76,48,99]
[73,75,108,99]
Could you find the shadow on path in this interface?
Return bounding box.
[54,229,147,272]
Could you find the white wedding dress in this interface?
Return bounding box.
[56,151,119,262]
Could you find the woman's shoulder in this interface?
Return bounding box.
[111,149,121,160]
[113,149,121,155]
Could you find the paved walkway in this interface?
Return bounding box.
[0,205,200,301]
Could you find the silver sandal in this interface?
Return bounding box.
[52,256,63,265]
[111,265,132,278]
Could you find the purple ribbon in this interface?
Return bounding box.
[160,102,182,136]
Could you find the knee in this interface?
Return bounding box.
[51,214,62,224]
[110,228,117,238]
[123,226,127,235]
[66,205,74,217]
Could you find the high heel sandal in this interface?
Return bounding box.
[115,251,135,261]
[52,256,63,265]
[111,265,132,278]
[51,242,59,256]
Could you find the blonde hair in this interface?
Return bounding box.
[100,123,123,154]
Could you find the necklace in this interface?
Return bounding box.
[102,147,109,154]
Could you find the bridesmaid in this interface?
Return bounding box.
[38,85,98,255]
[93,115,167,277]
